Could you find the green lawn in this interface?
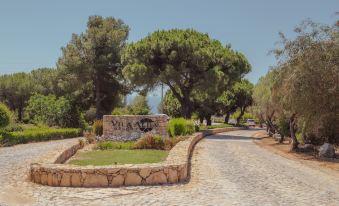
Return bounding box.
[68,149,168,166]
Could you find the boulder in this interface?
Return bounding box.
[125,173,142,186]
[301,144,315,152]
[318,143,336,158]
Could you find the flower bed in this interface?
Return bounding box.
[30,127,244,187]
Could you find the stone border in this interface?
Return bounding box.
[30,127,244,187]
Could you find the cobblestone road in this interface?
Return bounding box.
[1,129,339,206]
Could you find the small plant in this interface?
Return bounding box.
[134,134,165,150]
[93,120,103,136]
[167,118,195,137]
[164,136,187,150]
[78,139,85,148]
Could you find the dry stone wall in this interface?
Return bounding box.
[30,127,244,187]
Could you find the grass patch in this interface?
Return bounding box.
[200,123,233,130]
[68,149,168,166]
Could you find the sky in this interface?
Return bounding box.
[0,0,337,111]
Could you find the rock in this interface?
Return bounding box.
[301,144,315,152]
[125,173,142,186]
[71,173,82,187]
[83,174,108,187]
[318,143,336,158]
[111,175,124,187]
[145,171,167,185]
[273,133,282,141]
[139,168,151,179]
[167,169,178,183]
[60,173,72,187]
[40,173,48,185]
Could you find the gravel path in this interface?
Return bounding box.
[1,129,339,206]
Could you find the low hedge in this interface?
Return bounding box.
[0,128,82,146]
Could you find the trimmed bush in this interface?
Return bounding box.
[0,103,11,128]
[93,120,103,136]
[0,128,82,146]
[167,118,195,137]
[95,141,135,150]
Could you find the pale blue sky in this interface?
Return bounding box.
[0,0,337,111]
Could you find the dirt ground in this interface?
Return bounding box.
[253,130,339,172]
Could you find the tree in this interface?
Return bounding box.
[128,95,150,115]
[57,15,130,119]
[25,93,80,127]
[160,90,182,117]
[31,68,58,95]
[0,72,37,121]
[252,70,278,135]
[122,29,250,118]
[232,80,253,125]
[216,90,237,123]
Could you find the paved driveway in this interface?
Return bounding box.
[1,129,339,206]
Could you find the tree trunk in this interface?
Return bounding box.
[279,135,285,143]
[206,115,212,126]
[236,108,245,125]
[224,112,231,124]
[95,76,102,120]
[289,114,299,151]
[18,106,23,122]
[199,116,204,124]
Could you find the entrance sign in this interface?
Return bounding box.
[102,115,169,141]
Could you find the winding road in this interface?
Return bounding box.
[1,129,339,206]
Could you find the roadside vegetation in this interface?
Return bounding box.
[252,19,338,157]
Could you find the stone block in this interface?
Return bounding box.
[145,171,167,185]
[125,173,142,186]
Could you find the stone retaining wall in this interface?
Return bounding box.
[30,127,244,187]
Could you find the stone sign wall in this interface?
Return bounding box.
[101,114,169,141]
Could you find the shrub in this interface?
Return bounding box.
[2,123,23,132]
[84,132,96,144]
[167,118,195,137]
[26,94,79,128]
[96,141,135,150]
[0,128,82,146]
[93,120,103,136]
[0,103,11,128]
[164,136,187,150]
[112,107,130,115]
[84,107,97,124]
[134,134,165,150]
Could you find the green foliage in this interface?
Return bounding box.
[0,128,81,146]
[0,72,37,121]
[0,103,11,128]
[26,94,78,128]
[96,141,135,150]
[84,107,97,124]
[93,120,103,136]
[167,118,195,137]
[57,15,130,119]
[276,115,290,138]
[134,134,165,150]
[162,90,182,117]
[122,29,251,118]
[128,95,150,115]
[112,107,130,115]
